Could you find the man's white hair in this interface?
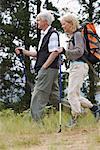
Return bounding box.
[37,10,55,25]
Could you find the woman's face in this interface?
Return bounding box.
[61,19,72,34]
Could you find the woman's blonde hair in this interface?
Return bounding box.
[60,14,79,32]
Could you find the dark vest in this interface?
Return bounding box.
[34,27,60,73]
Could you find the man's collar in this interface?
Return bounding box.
[42,26,51,35]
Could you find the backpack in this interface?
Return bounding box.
[73,22,100,64]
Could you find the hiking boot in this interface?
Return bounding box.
[90,105,100,121]
[81,107,87,115]
[66,116,78,128]
[93,108,100,122]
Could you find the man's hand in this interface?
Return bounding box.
[15,47,24,55]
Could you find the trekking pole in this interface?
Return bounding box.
[58,55,63,133]
[16,49,27,83]
[16,49,34,90]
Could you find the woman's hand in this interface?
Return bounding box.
[57,47,65,54]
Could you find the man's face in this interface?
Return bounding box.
[36,17,47,30]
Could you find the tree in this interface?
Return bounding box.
[78,0,100,24]
[0,0,37,111]
[37,0,41,41]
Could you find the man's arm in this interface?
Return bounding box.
[15,47,37,57]
[42,31,60,69]
[42,51,59,69]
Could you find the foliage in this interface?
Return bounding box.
[0,0,37,108]
[78,0,100,24]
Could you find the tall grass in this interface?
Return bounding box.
[0,108,99,150]
[0,109,41,149]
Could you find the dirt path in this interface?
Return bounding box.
[24,128,100,150]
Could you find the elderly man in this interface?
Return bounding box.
[15,11,60,121]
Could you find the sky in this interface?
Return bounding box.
[41,0,81,15]
[50,0,81,14]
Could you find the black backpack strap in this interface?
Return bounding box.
[72,36,75,46]
[71,29,80,46]
[84,25,91,53]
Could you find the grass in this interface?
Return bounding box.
[0,108,100,150]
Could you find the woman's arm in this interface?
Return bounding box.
[65,32,84,60]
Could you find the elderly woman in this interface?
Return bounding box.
[59,14,100,127]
